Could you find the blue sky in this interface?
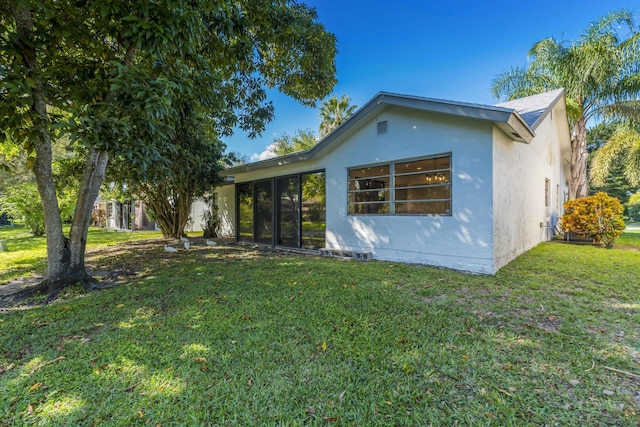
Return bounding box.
[224,0,639,160]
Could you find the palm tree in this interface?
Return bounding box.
[492,9,640,199]
[318,94,358,137]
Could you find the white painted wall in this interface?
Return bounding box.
[323,108,496,273]
[492,104,570,271]
[184,197,208,232]
[216,184,236,238]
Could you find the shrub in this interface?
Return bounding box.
[628,192,640,222]
[560,192,625,248]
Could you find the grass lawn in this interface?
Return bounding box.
[0,225,163,284]
[0,229,638,425]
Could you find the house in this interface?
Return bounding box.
[92,199,157,231]
[215,89,571,274]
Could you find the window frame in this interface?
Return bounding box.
[347,153,452,216]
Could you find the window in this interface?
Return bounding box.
[348,165,391,214]
[545,178,551,207]
[348,155,451,215]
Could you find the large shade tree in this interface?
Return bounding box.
[0,1,336,296]
[491,9,640,200]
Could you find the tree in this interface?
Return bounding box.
[492,9,640,200]
[265,94,356,157]
[1,1,337,296]
[628,192,640,221]
[318,94,358,137]
[270,129,318,156]
[109,103,226,238]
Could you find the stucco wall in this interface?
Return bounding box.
[323,107,496,273]
[185,198,209,232]
[216,184,237,238]
[492,106,569,271]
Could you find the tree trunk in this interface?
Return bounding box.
[144,186,193,239]
[12,3,70,294]
[569,117,590,200]
[68,147,110,288]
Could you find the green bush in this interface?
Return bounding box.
[0,182,45,236]
[0,181,76,236]
[560,192,625,248]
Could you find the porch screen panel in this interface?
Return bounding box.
[254,180,274,244]
[277,176,300,247]
[301,172,326,248]
[237,182,254,242]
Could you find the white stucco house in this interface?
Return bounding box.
[215,89,571,274]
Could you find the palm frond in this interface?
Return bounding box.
[583,9,634,43]
[623,138,640,186]
[590,126,640,186]
[490,66,557,101]
[597,100,640,122]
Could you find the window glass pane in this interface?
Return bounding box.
[395,185,450,201]
[395,201,451,215]
[348,176,390,191]
[301,172,325,248]
[348,202,391,215]
[348,189,390,203]
[237,183,254,242]
[348,165,390,179]
[395,171,450,188]
[395,157,450,174]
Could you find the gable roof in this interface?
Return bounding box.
[495,88,565,131]
[224,89,566,176]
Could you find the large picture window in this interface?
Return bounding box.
[348,155,451,215]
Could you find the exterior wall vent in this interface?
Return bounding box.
[377,120,388,135]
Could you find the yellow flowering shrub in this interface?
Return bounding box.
[560,192,625,248]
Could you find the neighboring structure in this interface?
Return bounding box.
[216,89,571,274]
[92,199,157,231]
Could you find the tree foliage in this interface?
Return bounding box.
[492,9,640,199]
[0,0,337,294]
[627,192,640,221]
[319,94,358,137]
[560,192,625,248]
[270,129,318,156]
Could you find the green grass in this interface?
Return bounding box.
[0,231,639,426]
[0,225,162,283]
